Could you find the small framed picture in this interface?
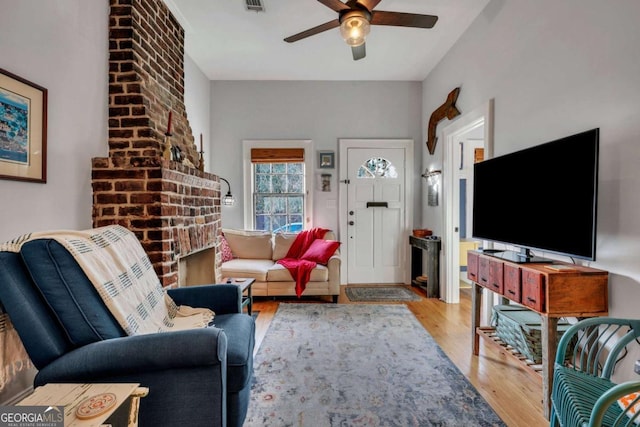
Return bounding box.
[0,68,48,183]
[318,151,335,169]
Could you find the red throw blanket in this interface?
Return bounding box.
[277,228,329,297]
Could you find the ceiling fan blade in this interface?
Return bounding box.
[317,0,350,12]
[356,0,382,11]
[352,43,366,61]
[371,11,438,28]
[284,19,340,43]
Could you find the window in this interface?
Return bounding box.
[357,157,398,179]
[254,162,305,232]
[242,140,313,231]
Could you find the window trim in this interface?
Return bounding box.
[242,139,314,230]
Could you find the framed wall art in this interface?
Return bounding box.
[318,151,334,169]
[0,68,48,183]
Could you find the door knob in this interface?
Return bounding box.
[349,221,355,226]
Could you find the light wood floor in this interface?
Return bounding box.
[251,285,548,427]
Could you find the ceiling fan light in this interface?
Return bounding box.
[340,15,370,47]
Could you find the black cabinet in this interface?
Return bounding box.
[409,235,441,298]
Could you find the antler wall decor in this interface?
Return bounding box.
[426,87,461,155]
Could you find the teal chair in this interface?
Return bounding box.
[551,317,640,427]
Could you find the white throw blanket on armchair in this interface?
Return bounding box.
[1,225,214,335]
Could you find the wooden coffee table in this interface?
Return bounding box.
[224,278,256,315]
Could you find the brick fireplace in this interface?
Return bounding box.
[92,0,222,288]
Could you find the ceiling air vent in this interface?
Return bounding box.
[245,0,265,12]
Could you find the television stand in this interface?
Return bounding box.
[466,250,608,419]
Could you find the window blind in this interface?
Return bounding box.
[250,148,304,163]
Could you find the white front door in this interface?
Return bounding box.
[346,147,406,283]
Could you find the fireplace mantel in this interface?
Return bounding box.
[92,158,223,288]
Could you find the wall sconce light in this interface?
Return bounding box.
[421,169,441,207]
[219,177,235,206]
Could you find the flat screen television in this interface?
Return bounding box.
[472,128,599,263]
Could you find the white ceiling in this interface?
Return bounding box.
[164,0,489,81]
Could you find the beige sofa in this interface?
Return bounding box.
[220,229,340,302]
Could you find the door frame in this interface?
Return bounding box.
[338,139,414,285]
[441,100,494,303]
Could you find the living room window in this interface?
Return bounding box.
[242,140,314,231]
[253,162,305,232]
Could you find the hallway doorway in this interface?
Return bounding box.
[441,100,494,303]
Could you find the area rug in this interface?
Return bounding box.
[245,304,505,426]
[345,285,421,302]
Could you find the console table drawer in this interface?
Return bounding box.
[522,270,545,311]
[478,256,490,288]
[504,264,522,303]
[487,259,504,294]
[467,252,479,282]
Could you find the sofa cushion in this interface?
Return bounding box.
[272,232,297,260]
[19,239,125,346]
[267,263,329,282]
[301,239,341,265]
[222,229,272,259]
[212,313,255,393]
[220,259,273,281]
[0,252,74,368]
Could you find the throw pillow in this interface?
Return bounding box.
[300,239,340,265]
[220,234,234,262]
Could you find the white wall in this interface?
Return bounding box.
[0,3,213,244]
[0,0,109,241]
[209,80,423,233]
[184,54,211,170]
[422,0,640,316]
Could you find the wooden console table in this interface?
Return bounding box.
[467,250,608,419]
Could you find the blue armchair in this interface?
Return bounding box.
[0,237,254,427]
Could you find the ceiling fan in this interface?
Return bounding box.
[284,0,438,61]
